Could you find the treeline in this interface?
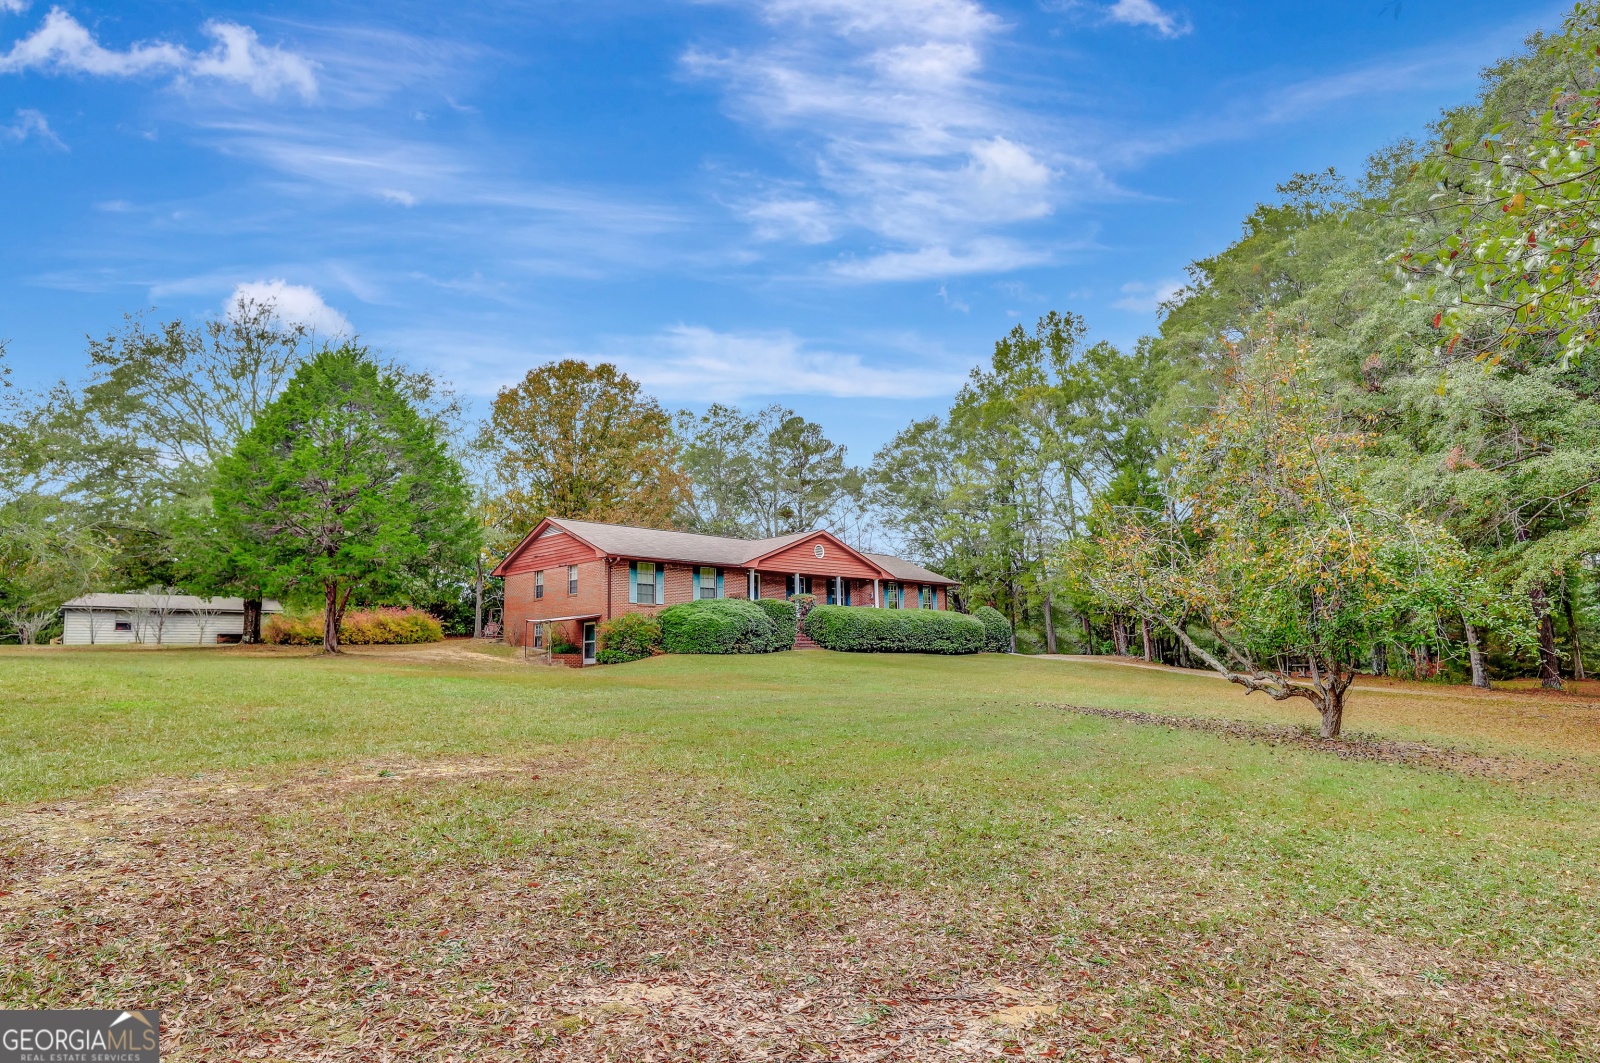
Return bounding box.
[4,5,1598,694]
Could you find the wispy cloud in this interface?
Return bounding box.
[620,324,963,400]
[687,0,1095,280]
[0,9,316,100]
[1104,0,1189,38]
[2,106,63,148]
[1111,277,1183,313]
[0,0,31,15]
[830,238,1054,281]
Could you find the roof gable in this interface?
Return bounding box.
[744,530,889,580]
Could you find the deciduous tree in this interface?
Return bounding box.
[1062,328,1520,737]
[482,360,687,533]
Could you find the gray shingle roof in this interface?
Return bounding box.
[864,552,960,586]
[540,518,959,584]
[60,594,284,613]
[548,518,810,566]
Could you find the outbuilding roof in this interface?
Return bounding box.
[61,594,284,613]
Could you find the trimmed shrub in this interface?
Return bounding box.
[597,613,662,664]
[754,598,798,650]
[659,598,779,654]
[803,605,985,655]
[263,607,444,645]
[973,606,1013,653]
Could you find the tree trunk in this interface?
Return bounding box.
[1562,579,1585,681]
[1531,582,1563,689]
[1081,614,1094,655]
[323,583,342,654]
[1043,593,1057,654]
[1112,616,1129,656]
[242,598,262,644]
[1140,618,1152,662]
[474,558,484,640]
[1370,642,1387,676]
[1463,620,1489,689]
[1318,687,1344,739]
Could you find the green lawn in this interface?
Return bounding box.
[2,644,1597,1060]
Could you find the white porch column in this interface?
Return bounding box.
[873,578,880,607]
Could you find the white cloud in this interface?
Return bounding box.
[1111,277,1183,313]
[0,1,31,15]
[831,238,1053,281]
[618,324,961,400]
[0,10,316,100]
[1,106,63,148]
[189,22,317,100]
[1105,0,1189,38]
[688,0,1090,279]
[229,279,352,336]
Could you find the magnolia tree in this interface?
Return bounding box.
[1062,330,1522,738]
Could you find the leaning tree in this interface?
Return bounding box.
[1062,327,1524,738]
[213,346,476,654]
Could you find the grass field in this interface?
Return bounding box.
[2,643,1597,1060]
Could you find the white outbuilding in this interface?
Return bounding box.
[59,593,283,646]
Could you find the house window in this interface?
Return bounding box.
[114,620,132,632]
[750,571,760,599]
[697,567,719,599]
[568,565,579,595]
[531,624,544,649]
[790,574,811,597]
[534,570,545,599]
[636,562,657,605]
[888,582,901,608]
[919,585,933,609]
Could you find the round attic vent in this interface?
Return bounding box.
[813,543,826,558]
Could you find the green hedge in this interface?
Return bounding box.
[802,605,985,654]
[973,605,1013,652]
[659,599,780,654]
[754,598,798,650]
[597,613,662,664]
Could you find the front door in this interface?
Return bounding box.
[582,622,597,665]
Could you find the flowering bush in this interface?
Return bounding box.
[264,607,444,645]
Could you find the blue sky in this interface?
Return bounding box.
[0,0,1570,459]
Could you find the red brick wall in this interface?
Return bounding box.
[505,554,960,646]
[505,557,610,647]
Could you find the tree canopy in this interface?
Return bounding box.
[482,360,688,533]
[214,346,476,653]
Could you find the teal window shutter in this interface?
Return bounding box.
[628,561,638,604]
[716,569,724,597]
[693,569,701,598]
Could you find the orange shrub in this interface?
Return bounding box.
[263,607,444,645]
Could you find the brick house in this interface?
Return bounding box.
[492,517,961,663]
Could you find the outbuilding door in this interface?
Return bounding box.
[582,622,597,665]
